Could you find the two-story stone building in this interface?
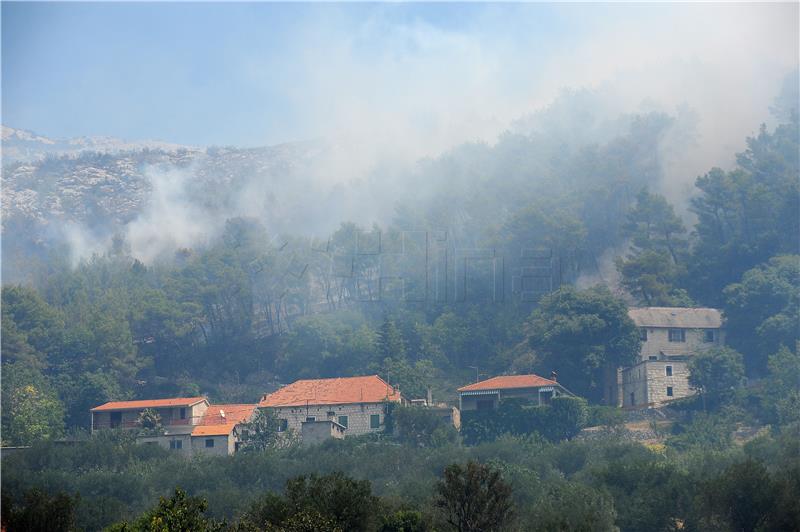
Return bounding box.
[607,307,725,408]
[258,375,404,441]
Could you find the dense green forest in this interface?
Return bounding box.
[2,97,799,531]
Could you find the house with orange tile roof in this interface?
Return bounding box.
[90,397,210,432]
[457,374,573,412]
[258,375,404,440]
[91,397,258,455]
[137,403,258,455]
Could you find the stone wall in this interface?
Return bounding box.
[267,402,389,438]
[639,327,723,360]
[621,360,695,407]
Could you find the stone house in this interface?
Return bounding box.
[606,307,725,408]
[258,375,404,441]
[457,374,574,411]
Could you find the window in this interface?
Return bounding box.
[665,365,673,377]
[338,415,348,428]
[629,392,635,406]
[539,390,554,405]
[170,440,182,450]
[704,329,715,343]
[179,408,186,420]
[669,329,686,342]
[305,416,316,422]
[205,439,214,448]
[277,419,288,432]
[639,329,648,341]
[667,387,674,397]
[110,411,122,428]
[370,414,381,429]
[649,355,658,361]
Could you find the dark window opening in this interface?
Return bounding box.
[370,414,381,429]
[338,415,348,428]
[649,355,658,361]
[667,387,674,397]
[205,439,214,448]
[669,329,686,342]
[539,390,554,405]
[180,408,186,420]
[640,329,648,341]
[305,416,316,422]
[278,419,288,432]
[170,440,182,450]
[476,399,495,411]
[704,330,715,343]
[666,366,673,377]
[630,392,635,406]
[110,411,122,428]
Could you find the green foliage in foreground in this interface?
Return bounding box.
[461,396,588,445]
[3,420,798,532]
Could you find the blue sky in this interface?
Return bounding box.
[2,2,797,149]
[2,3,567,145]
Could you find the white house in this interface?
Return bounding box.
[90,398,257,455]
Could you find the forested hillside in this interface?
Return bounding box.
[2,92,797,443]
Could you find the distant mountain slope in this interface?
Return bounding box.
[1,134,333,278]
[2,125,198,163]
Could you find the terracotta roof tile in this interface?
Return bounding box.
[259,375,402,407]
[458,374,557,392]
[198,404,257,426]
[91,397,207,412]
[191,404,257,436]
[192,424,236,436]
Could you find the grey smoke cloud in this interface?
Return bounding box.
[41,3,800,264]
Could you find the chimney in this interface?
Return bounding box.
[426,388,433,407]
[551,371,558,382]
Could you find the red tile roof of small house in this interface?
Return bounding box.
[457,374,558,393]
[259,375,402,407]
[90,397,207,412]
[192,404,257,436]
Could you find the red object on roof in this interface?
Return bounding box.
[192,404,257,436]
[90,397,207,412]
[457,374,557,392]
[259,375,402,407]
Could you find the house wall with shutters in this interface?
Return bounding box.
[639,327,724,360]
[264,402,388,438]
